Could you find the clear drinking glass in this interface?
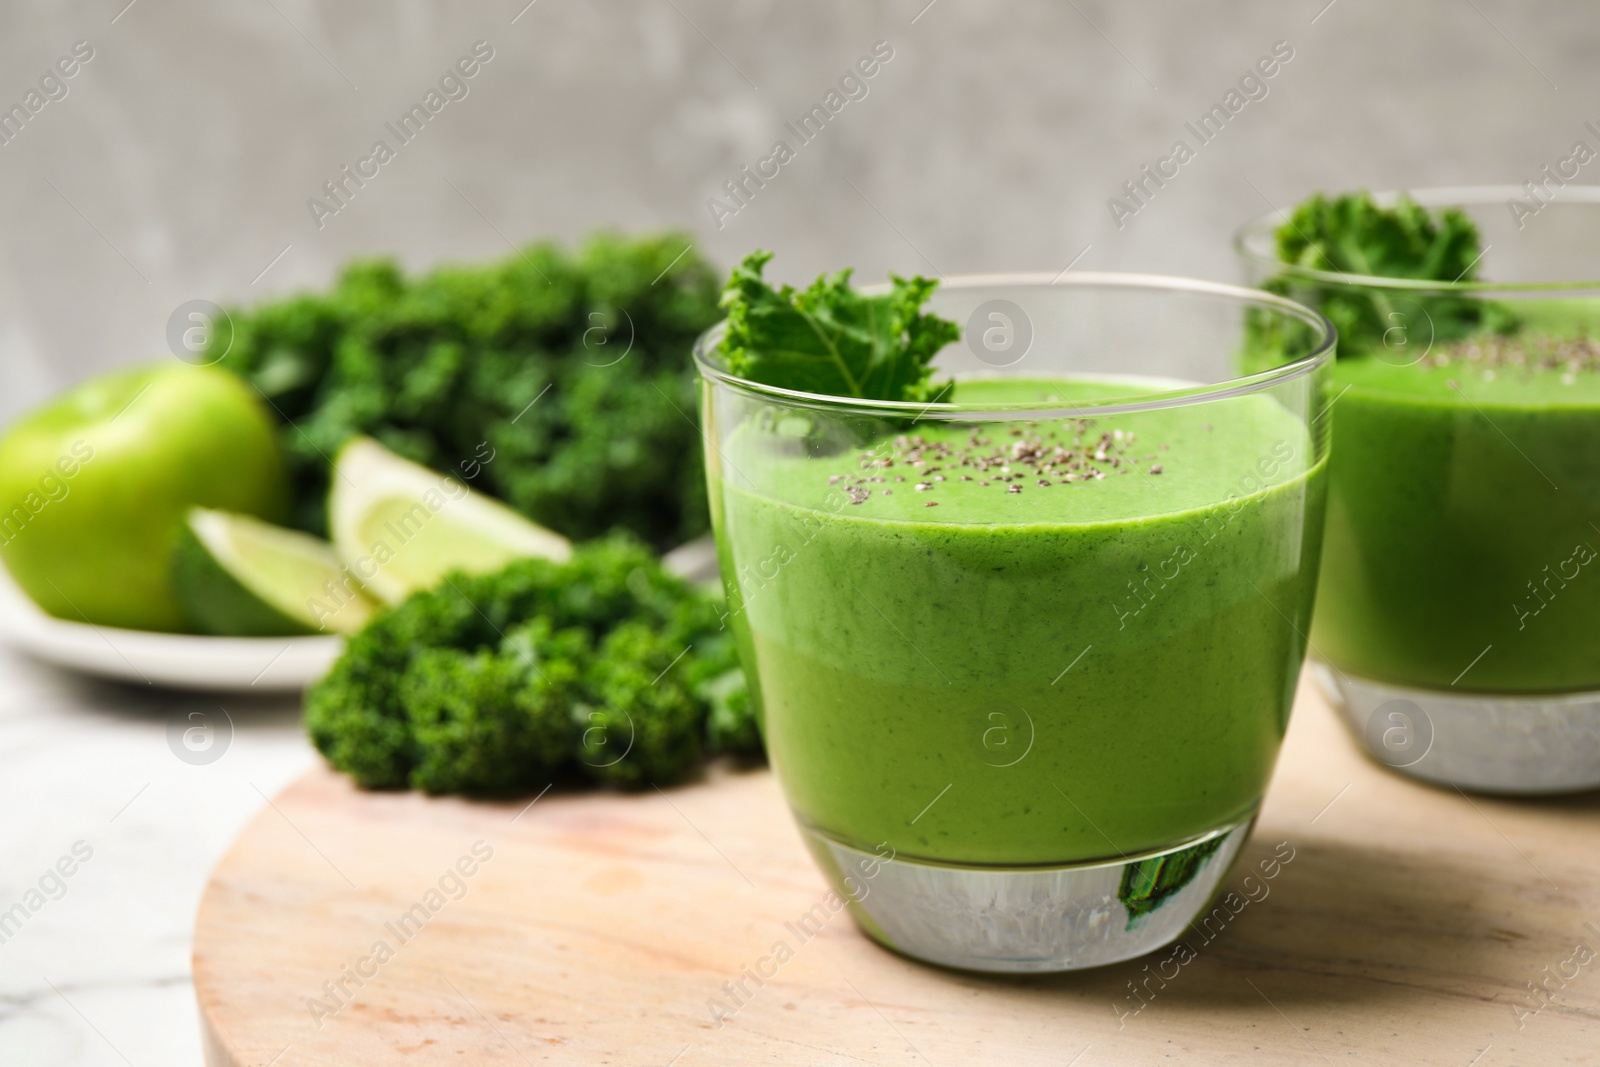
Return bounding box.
[1238,187,1600,795]
[694,273,1333,972]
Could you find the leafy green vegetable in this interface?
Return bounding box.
[1278,191,1483,284]
[717,250,960,402]
[577,622,704,787]
[305,536,761,795]
[700,666,756,754]
[1117,834,1225,927]
[1259,191,1517,355]
[213,233,720,549]
[404,620,584,795]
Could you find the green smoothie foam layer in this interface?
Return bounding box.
[710,377,1326,866]
[1314,298,1600,693]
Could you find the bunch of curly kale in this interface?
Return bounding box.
[307,537,758,795]
[212,233,720,549]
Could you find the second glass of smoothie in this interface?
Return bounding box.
[696,274,1333,971]
[1238,187,1600,794]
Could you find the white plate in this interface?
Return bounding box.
[0,534,722,692]
[0,567,342,692]
[661,533,721,586]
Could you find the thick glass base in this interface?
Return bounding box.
[1313,662,1600,795]
[800,817,1253,973]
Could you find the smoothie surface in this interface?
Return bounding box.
[1334,298,1600,408]
[734,376,1318,527]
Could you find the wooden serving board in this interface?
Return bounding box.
[193,682,1600,1066]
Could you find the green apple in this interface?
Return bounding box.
[0,362,290,631]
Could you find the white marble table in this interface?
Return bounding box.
[0,645,315,1066]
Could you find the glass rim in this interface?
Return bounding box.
[692,270,1335,418]
[1234,184,1600,293]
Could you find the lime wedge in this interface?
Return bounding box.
[173,508,378,636]
[329,437,571,604]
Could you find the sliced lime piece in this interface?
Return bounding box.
[173,508,378,636]
[329,437,571,604]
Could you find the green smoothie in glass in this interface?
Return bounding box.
[716,378,1322,865]
[698,264,1333,971]
[1238,188,1600,793]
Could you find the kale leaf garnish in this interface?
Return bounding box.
[717,251,960,402]
[1259,191,1517,356]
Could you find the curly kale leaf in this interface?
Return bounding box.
[304,620,423,789]
[304,536,761,795]
[1117,834,1225,927]
[213,233,719,548]
[699,667,759,756]
[401,619,589,795]
[1261,191,1518,356]
[574,622,705,787]
[718,250,960,402]
[1278,191,1484,283]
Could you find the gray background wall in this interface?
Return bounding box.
[1,0,1593,422]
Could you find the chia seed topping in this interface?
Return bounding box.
[823,419,1167,506]
[1421,333,1600,379]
